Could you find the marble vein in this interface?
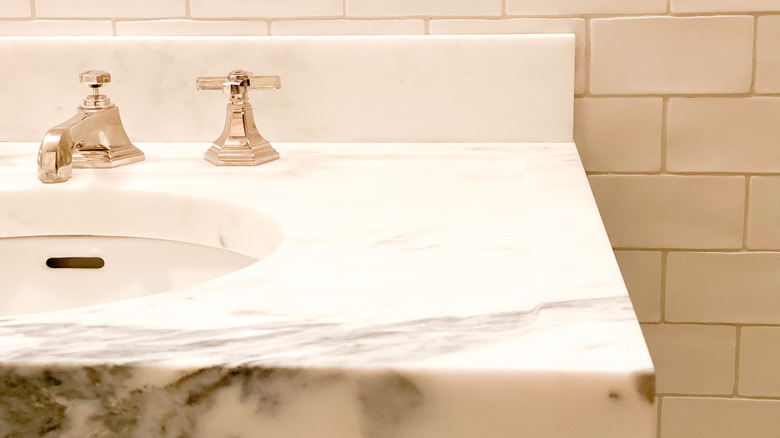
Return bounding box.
[0,296,631,367]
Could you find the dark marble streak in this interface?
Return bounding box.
[0,365,343,437]
[0,364,435,438]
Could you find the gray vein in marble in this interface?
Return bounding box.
[0,296,633,367]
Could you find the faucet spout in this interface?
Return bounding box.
[37,70,144,184]
[37,112,88,183]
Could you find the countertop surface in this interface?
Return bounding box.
[0,142,655,438]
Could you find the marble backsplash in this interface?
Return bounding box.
[0,35,574,144]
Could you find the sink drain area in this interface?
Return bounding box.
[46,257,105,269]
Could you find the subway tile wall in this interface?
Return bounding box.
[0,1,777,437]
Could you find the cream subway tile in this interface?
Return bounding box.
[615,251,662,323]
[668,98,780,173]
[271,19,424,35]
[739,327,780,397]
[662,397,780,438]
[588,176,745,249]
[192,0,342,18]
[0,20,112,35]
[116,20,268,36]
[0,0,30,17]
[756,16,780,93]
[747,177,780,250]
[346,0,501,18]
[590,17,754,94]
[673,0,780,13]
[36,0,185,18]
[507,0,665,15]
[574,97,662,172]
[666,252,780,324]
[642,324,735,395]
[430,19,585,93]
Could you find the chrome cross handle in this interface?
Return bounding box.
[196,70,281,103]
[196,69,281,166]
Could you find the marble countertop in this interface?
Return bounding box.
[0,142,655,438]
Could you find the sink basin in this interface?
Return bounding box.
[0,189,283,317]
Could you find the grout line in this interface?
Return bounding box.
[743,176,751,250]
[612,247,755,252]
[670,11,772,17]
[585,92,778,98]
[500,12,774,18]
[659,250,668,322]
[588,170,780,176]
[751,14,759,92]
[656,396,663,438]
[657,392,741,398]
[111,19,116,36]
[96,15,343,21]
[667,0,671,14]
[502,0,507,17]
[107,17,431,22]
[10,17,147,22]
[19,15,189,21]
[585,171,661,176]
[163,12,760,21]
[502,12,731,18]
[265,19,272,36]
[641,321,778,327]
[658,393,780,400]
[584,18,591,95]
[734,325,742,396]
[6,13,780,23]
[660,97,669,174]
[614,247,780,253]
[9,11,780,22]
[424,18,430,34]
[29,0,35,18]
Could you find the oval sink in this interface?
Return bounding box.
[0,189,283,318]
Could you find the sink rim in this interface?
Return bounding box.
[0,188,284,260]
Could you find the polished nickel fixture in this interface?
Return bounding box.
[37,70,144,184]
[196,69,281,166]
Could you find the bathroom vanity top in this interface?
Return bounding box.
[0,142,654,438]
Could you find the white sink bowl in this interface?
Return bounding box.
[0,189,283,317]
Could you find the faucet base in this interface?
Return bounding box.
[73,144,145,168]
[203,101,279,166]
[204,140,279,166]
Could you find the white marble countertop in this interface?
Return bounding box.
[0,142,655,438]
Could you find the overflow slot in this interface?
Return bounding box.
[46,257,105,269]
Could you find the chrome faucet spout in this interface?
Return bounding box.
[38,112,88,183]
[36,70,144,184]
